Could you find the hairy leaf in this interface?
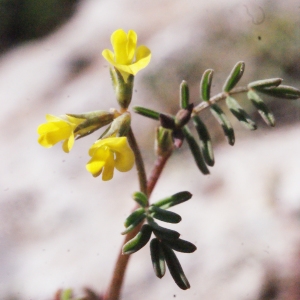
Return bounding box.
[247,90,275,126]
[122,224,152,255]
[223,61,245,92]
[256,85,300,100]
[182,126,210,175]
[132,191,148,207]
[150,238,166,278]
[192,115,214,166]
[200,69,214,101]
[248,78,282,89]
[133,106,160,120]
[161,243,190,290]
[180,80,189,109]
[122,212,146,235]
[210,104,235,145]
[149,206,182,224]
[153,191,192,209]
[225,96,257,130]
[163,239,197,253]
[150,220,181,241]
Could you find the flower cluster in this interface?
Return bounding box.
[37,29,151,181]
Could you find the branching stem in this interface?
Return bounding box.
[193,86,249,114]
[103,128,173,300]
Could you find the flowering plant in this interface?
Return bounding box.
[37,29,300,300]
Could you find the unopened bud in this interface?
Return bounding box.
[155,126,173,156]
[67,110,114,138]
[101,111,131,138]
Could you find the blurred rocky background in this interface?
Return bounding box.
[1,0,300,299]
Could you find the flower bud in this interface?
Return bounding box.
[155,126,173,156]
[101,111,131,138]
[67,110,114,139]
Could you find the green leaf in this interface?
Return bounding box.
[200,69,214,101]
[210,104,235,145]
[247,90,275,126]
[124,208,145,228]
[225,96,257,130]
[150,238,166,278]
[149,220,180,241]
[163,239,197,253]
[161,243,190,290]
[248,78,282,89]
[149,206,182,224]
[132,191,148,207]
[121,213,146,235]
[122,224,152,255]
[182,125,210,175]
[223,61,245,92]
[153,191,192,209]
[192,116,214,166]
[133,106,160,120]
[255,85,300,100]
[180,80,189,109]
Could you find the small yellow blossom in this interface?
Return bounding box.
[86,137,135,181]
[37,114,85,153]
[102,29,151,76]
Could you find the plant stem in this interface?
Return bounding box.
[104,128,172,300]
[147,150,172,195]
[127,128,148,197]
[193,86,248,114]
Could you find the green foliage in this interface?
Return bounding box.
[192,115,214,166]
[180,80,190,109]
[222,61,245,92]
[225,96,257,130]
[122,191,195,289]
[126,63,299,290]
[135,61,300,176]
[200,69,214,101]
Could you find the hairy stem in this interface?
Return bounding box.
[104,129,172,300]
[147,150,173,195]
[127,128,148,197]
[193,86,249,114]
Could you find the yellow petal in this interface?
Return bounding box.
[111,29,136,65]
[86,147,108,177]
[101,151,115,181]
[37,122,73,147]
[86,137,134,180]
[62,133,74,153]
[126,30,137,63]
[102,49,115,65]
[136,45,151,61]
[114,146,135,172]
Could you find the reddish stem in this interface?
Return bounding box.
[103,140,172,300]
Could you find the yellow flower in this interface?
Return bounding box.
[37,114,85,153]
[86,137,135,181]
[102,29,151,76]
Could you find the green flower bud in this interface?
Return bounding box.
[67,110,114,139]
[155,126,173,156]
[101,111,131,138]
